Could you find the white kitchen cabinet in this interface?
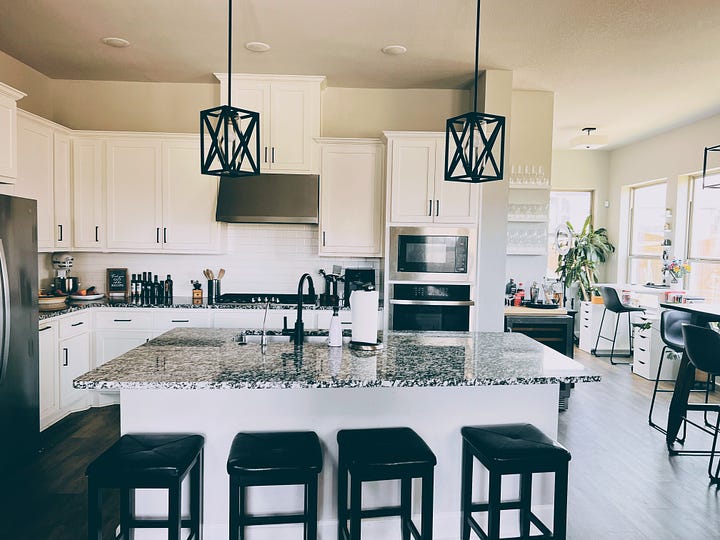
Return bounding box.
[152,308,212,332]
[577,301,631,354]
[0,82,25,183]
[161,139,223,252]
[73,137,105,249]
[318,139,384,257]
[53,131,73,249]
[106,137,163,250]
[385,132,478,224]
[219,74,324,173]
[58,319,91,411]
[38,321,59,430]
[632,313,681,381]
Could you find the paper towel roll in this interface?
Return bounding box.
[350,290,379,344]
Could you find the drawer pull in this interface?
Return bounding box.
[62,348,68,367]
[638,347,646,352]
[39,326,52,332]
[71,321,84,327]
[171,319,190,323]
[113,319,132,322]
[637,360,646,364]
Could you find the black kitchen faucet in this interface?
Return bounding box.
[293,273,316,345]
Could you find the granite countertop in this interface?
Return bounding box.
[39,297,376,321]
[74,329,600,390]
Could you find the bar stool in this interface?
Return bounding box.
[461,423,571,540]
[86,433,204,540]
[592,286,644,365]
[673,324,720,483]
[337,427,436,540]
[227,431,323,540]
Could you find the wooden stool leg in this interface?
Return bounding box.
[553,467,569,540]
[400,477,411,540]
[337,458,348,539]
[350,474,362,540]
[190,450,204,540]
[305,475,319,540]
[168,481,182,540]
[120,487,135,540]
[460,441,472,540]
[420,471,434,540]
[487,471,502,540]
[519,473,532,537]
[87,479,102,540]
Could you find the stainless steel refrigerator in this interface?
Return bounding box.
[0,194,39,474]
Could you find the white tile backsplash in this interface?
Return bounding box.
[40,224,382,298]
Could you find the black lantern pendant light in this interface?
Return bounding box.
[201,0,260,177]
[702,144,720,189]
[445,0,505,183]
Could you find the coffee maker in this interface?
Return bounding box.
[51,252,79,294]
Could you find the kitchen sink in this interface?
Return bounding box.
[240,334,348,345]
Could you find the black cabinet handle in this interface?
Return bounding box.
[171,319,190,323]
[113,319,132,322]
[271,147,275,163]
[156,227,160,243]
[264,146,268,163]
[322,231,326,246]
[428,200,432,216]
[58,224,63,242]
[95,226,99,242]
[436,200,439,217]
[163,228,167,243]
[39,326,52,332]
[62,348,68,367]
[71,321,84,327]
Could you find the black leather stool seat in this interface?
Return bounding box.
[462,424,570,472]
[337,427,437,480]
[86,433,204,540]
[337,427,436,539]
[461,424,570,540]
[87,433,205,486]
[227,431,323,540]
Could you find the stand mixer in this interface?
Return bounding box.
[51,252,79,294]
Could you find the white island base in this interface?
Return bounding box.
[121,384,561,539]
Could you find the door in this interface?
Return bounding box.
[53,132,72,249]
[38,322,59,429]
[230,79,271,168]
[270,82,314,172]
[59,332,90,409]
[162,139,222,252]
[0,90,20,182]
[73,138,105,248]
[389,138,435,223]
[433,141,479,223]
[95,330,154,367]
[106,138,162,250]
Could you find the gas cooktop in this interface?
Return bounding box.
[216,293,317,305]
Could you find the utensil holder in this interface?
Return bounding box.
[207,279,220,304]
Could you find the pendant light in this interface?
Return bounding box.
[445,0,505,183]
[702,144,720,189]
[201,0,260,177]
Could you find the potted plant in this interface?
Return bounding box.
[555,216,615,303]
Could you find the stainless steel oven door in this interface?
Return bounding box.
[389,226,476,282]
[389,300,473,331]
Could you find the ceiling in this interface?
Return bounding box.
[2,0,720,150]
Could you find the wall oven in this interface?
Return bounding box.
[389,284,473,331]
[389,226,475,282]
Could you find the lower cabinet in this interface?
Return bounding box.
[58,332,91,410]
[577,301,631,354]
[632,313,681,381]
[38,321,59,430]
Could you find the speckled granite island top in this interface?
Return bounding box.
[74,329,600,390]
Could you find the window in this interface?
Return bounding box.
[546,191,593,277]
[687,173,720,301]
[628,182,666,285]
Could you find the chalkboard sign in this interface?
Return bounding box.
[106,268,128,298]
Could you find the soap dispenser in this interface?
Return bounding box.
[328,306,342,347]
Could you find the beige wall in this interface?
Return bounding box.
[0,50,54,119]
[552,150,610,226]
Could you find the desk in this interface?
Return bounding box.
[659,303,720,447]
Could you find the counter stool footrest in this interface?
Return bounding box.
[127,517,194,529]
[241,512,309,526]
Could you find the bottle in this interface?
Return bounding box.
[144,272,153,305]
[152,275,161,305]
[130,274,137,303]
[165,274,173,304]
[505,278,516,295]
[141,272,147,304]
[513,282,525,307]
[328,306,342,347]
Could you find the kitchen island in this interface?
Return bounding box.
[75,329,599,539]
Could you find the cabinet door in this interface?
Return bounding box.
[16,114,55,250]
[73,138,105,248]
[53,131,72,249]
[95,330,153,367]
[389,138,435,223]
[269,82,318,172]
[0,90,20,182]
[59,332,91,410]
[319,142,384,256]
[433,142,479,223]
[106,138,162,250]
[161,139,223,252]
[230,80,271,168]
[213,310,265,329]
[38,323,59,429]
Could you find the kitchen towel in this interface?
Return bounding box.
[350,290,379,344]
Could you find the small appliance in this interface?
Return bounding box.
[51,252,79,294]
[343,268,376,307]
[389,283,474,331]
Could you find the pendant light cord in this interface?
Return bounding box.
[472,0,480,114]
[227,0,232,108]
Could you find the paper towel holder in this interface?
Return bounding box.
[349,340,384,351]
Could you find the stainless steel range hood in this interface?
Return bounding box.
[215,174,319,224]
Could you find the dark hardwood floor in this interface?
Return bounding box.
[1,350,718,539]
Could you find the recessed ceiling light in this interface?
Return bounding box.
[381,45,407,56]
[101,37,130,48]
[245,42,271,53]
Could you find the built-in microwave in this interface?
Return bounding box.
[389,226,475,282]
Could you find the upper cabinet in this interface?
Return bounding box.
[217,74,325,174]
[106,135,223,253]
[15,111,72,251]
[318,138,385,257]
[0,82,26,183]
[384,132,479,225]
[72,137,106,249]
